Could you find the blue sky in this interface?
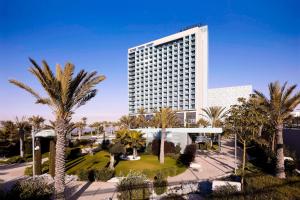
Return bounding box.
[0,0,299,122]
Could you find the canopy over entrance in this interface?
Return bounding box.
[35,129,56,138]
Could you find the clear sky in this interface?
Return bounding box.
[0,0,299,123]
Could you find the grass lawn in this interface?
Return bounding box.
[66,151,110,174]
[115,155,187,179]
[66,152,187,179]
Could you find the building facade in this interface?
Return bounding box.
[128,25,208,124]
[207,85,253,109]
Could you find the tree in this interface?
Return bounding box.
[126,130,145,159]
[75,117,87,139]
[225,98,264,185]
[90,122,104,136]
[254,81,300,179]
[15,117,31,158]
[108,142,125,169]
[152,108,179,164]
[28,115,45,132]
[9,58,105,199]
[0,120,18,142]
[197,118,210,128]
[29,115,45,175]
[136,108,148,128]
[119,115,136,129]
[201,106,227,127]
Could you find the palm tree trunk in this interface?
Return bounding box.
[109,153,114,169]
[19,131,24,157]
[160,128,165,164]
[258,125,263,137]
[133,148,137,159]
[271,133,276,152]
[242,140,246,176]
[78,129,82,140]
[49,139,56,178]
[54,119,67,200]
[35,138,42,175]
[275,124,286,179]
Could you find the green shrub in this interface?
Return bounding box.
[151,139,176,155]
[7,155,25,164]
[175,143,181,154]
[165,153,179,160]
[95,168,115,181]
[24,161,50,176]
[65,147,81,160]
[24,167,33,176]
[77,169,95,182]
[178,144,197,166]
[7,178,53,200]
[244,175,300,199]
[117,171,151,200]
[153,172,167,195]
[160,193,185,200]
[211,185,240,199]
[144,142,152,155]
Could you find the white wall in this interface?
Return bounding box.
[207,85,252,109]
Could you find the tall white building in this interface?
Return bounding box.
[128,25,208,124]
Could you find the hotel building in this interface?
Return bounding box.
[128,25,208,124]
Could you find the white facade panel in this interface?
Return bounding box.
[207,85,253,109]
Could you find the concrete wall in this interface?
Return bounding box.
[207,85,252,109]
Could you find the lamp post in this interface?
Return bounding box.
[31,129,35,176]
[234,133,237,175]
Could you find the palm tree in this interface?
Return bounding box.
[197,118,210,127]
[0,120,18,142]
[152,108,179,164]
[254,81,300,179]
[75,117,87,139]
[15,117,31,158]
[126,130,145,159]
[201,106,227,127]
[90,122,103,136]
[28,115,45,132]
[136,107,148,128]
[9,58,105,199]
[119,115,136,129]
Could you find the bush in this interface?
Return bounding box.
[95,168,115,181]
[7,178,53,200]
[7,155,26,164]
[77,169,95,182]
[65,147,81,160]
[175,143,181,154]
[151,139,176,155]
[212,185,240,199]
[165,153,179,160]
[153,172,168,195]
[144,142,152,155]
[178,144,197,166]
[101,139,110,150]
[24,161,50,176]
[160,193,185,200]
[117,171,151,200]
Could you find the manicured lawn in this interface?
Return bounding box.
[66,152,187,179]
[115,155,187,179]
[66,151,110,174]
